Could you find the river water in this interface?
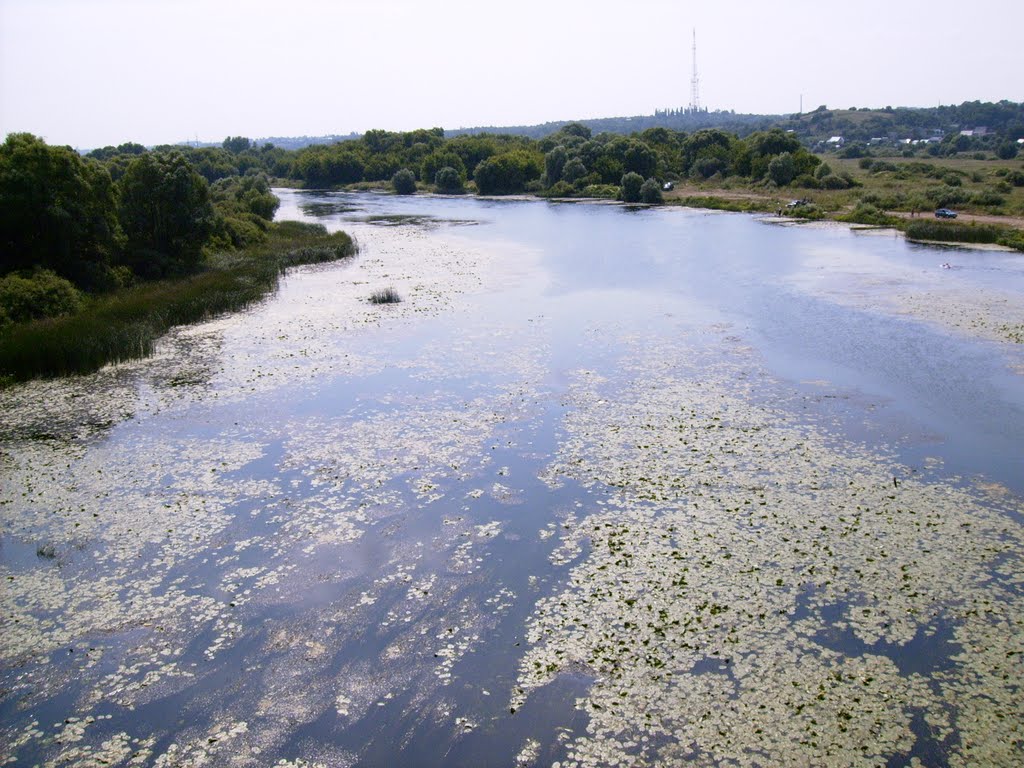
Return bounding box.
[1,190,1022,767]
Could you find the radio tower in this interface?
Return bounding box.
[688,28,701,113]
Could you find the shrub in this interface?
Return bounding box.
[814,162,833,180]
[767,153,796,186]
[942,173,962,187]
[391,168,416,195]
[0,270,83,325]
[544,180,575,197]
[434,166,464,194]
[820,174,850,190]
[997,141,1019,160]
[971,189,1005,207]
[473,150,544,195]
[926,186,970,208]
[580,184,619,199]
[562,157,588,184]
[1006,170,1024,187]
[369,287,401,304]
[620,172,644,203]
[794,174,820,189]
[838,203,897,226]
[639,178,664,204]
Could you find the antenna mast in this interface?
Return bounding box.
[689,28,701,113]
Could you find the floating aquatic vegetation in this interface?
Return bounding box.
[514,334,1024,767]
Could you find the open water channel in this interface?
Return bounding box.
[2,190,1023,766]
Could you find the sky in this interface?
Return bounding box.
[1,0,1021,150]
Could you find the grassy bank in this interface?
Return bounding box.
[904,219,1024,249]
[0,221,356,384]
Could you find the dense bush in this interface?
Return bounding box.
[820,174,850,189]
[0,133,120,290]
[997,141,1019,159]
[838,203,897,226]
[580,184,619,199]
[421,151,466,185]
[562,157,588,184]
[620,172,644,203]
[0,269,83,326]
[543,180,575,197]
[391,168,417,195]
[117,151,216,278]
[434,166,464,193]
[767,153,796,186]
[971,188,1005,207]
[639,178,664,204]
[925,186,971,208]
[473,151,543,195]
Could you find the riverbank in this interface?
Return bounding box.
[0,221,356,385]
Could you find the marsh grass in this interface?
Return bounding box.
[904,220,1002,244]
[369,287,402,304]
[0,222,357,383]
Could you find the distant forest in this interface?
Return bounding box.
[169,100,1024,152]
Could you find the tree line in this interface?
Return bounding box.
[1,133,279,327]
[0,124,834,327]
[9,106,1019,329]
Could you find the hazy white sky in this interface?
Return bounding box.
[1,0,1021,149]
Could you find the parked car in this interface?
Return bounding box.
[786,199,811,208]
[935,208,958,219]
[662,181,674,191]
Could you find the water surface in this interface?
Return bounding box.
[2,191,1022,767]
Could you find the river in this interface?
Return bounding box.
[2,190,1022,767]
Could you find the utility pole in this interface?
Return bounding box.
[688,28,701,113]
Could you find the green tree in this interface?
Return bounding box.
[562,157,588,185]
[0,133,120,289]
[473,150,543,195]
[623,140,658,178]
[639,177,663,204]
[448,135,499,181]
[620,171,644,202]
[997,141,1018,159]
[434,167,464,193]
[421,150,466,185]
[210,173,279,221]
[117,152,215,277]
[767,153,796,186]
[222,136,252,154]
[544,146,568,187]
[392,168,417,194]
[560,122,592,139]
